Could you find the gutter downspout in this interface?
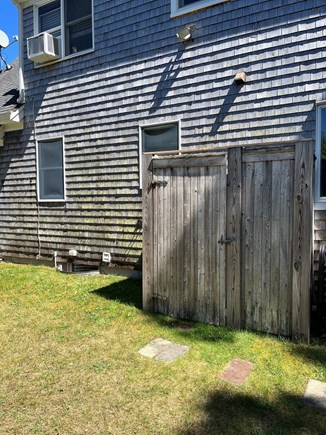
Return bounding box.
[15,3,25,104]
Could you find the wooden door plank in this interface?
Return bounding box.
[279,160,294,336]
[226,147,242,329]
[204,165,214,323]
[190,166,199,320]
[242,161,255,330]
[169,166,177,317]
[261,160,272,333]
[183,166,191,319]
[292,142,313,342]
[252,161,264,331]
[209,166,220,325]
[142,154,154,312]
[176,166,184,318]
[197,166,206,322]
[218,163,227,325]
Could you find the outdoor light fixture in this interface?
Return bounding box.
[176,24,197,42]
[234,71,247,84]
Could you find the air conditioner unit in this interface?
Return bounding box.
[27,32,60,63]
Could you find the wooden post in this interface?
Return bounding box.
[226,147,242,328]
[142,154,154,311]
[292,141,313,342]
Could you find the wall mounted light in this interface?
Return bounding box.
[234,72,247,84]
[176,24,197,42]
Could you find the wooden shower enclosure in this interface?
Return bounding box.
[142,142,313,341]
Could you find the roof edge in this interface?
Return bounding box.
[11,0,32,7]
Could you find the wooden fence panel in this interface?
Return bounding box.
[143,143,313,340]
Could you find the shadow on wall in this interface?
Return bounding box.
[0,129,28,192]
[209,82,244,136]
[177,389,326,435]
[0,87,50,193]
[149,46,185,114]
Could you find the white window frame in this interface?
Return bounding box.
[36,136,66,202]
[138,119,182,188]
[171,0,229,17]
[315,103,326,209]
[33,0,94,63]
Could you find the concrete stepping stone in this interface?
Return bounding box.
[304,379,326,410]
[139,338,190,363]
[220,358,254,385]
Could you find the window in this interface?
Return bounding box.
[35,0,93,58]
[141,123,179,153]
[139,121,181,187]
[171,0,228,16]
[37,138,65,201]
[315,105,326,208]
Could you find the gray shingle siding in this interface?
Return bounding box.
[0,0,325,268]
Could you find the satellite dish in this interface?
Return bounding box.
[0,30,10,49]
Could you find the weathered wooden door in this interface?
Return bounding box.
[143,143,313,340]
[143,153,230,325]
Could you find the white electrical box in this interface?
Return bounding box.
[68,249,78,257]
[102,252,111,263]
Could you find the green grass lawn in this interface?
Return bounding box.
[0,263,325,435]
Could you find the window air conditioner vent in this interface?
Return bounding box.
[27,32,60,63]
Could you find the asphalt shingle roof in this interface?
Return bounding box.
[0,58,20,116]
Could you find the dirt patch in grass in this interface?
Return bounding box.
[0,263,325,434]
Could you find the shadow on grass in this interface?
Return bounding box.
[155,316,236,343]
[177,389,326,435]
[91,279,236,343]
[92,279,142,309]
[289,342,326,369]
[91,279,326,351]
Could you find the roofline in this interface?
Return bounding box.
[11,0,32,7]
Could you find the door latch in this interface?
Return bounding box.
[152,180,168,188]
[218,235,233,244]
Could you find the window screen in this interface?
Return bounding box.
[142,124,179,153]
[65,0,92,55]
[38,139,64,200]
[37,0,93,58]
[39,0,61,33]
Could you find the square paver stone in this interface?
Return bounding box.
[220,358,254,385]
[139,338,190,363]
[304,379,326,410]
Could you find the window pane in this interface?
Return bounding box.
[142,124,178,153]
[66,0,92,23]
[179,0,199,6]
[66,18,92,54]
[39,0,61,32]
[40,169,64,200]
[38,140,64,200]
[320,109,326,197]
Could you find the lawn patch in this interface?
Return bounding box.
[0,263,325,435]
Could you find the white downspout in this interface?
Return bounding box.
[16,4,25,104]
